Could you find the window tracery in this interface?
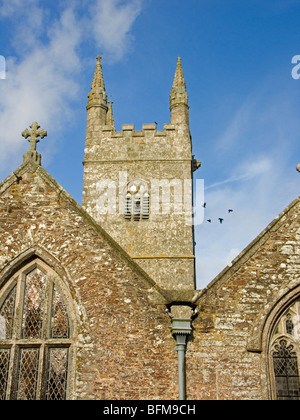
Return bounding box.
[270,298,300,400]
[124,180,149,221]
[0,259,73,400]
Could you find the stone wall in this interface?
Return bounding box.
[1,158,300,400]
[187,197,300,400]
[0,162,178,400]
[82,123,196,290]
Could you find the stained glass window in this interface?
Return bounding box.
[0,261,72,400]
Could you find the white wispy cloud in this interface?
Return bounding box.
[0,6,83,169]
[0,0,37,17]
[0,0,144,175]
[216,99,255,153]
[0,0,45,53]
[195,152,300,289]
[194,74,300,289]
[205,157,272,190]
[90,0,143,63]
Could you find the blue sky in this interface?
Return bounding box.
[0,0,300,288]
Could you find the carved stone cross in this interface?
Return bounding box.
[22,122,47,165]
[22,122,47,152]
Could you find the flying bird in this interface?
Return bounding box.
[218,218,224,224]
[228,209,233,213]
[207,219,212,223]
[202,202,207,208]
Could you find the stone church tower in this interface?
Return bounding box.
[1,57,300,400]
[82,57,200,290]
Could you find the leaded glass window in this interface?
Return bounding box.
[286,314,294,337]
[16,348,40,400]
[272,340,300,400]
[46,348,69,400]
[0,286,16,339]
[0,349,10,400]
[270,298,300,400]
[0,260,73,400]
[22,269,46,339]
[51,287,69,339]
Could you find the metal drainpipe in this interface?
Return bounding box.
[169,317,192,400]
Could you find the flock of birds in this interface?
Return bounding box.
[202,203,234,224]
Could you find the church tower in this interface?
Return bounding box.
[82,57,200,290]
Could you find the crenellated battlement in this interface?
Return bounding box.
[82,57,199,290]
[84,121,191,163]
[100,123,175,136]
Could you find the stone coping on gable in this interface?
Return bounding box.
[0,161,200,307]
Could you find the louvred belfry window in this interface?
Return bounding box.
[0,260,72,400]
[124,180,149,221]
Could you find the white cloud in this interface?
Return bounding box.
[0,6,83,170]
[0,0,45,54]
[89,0,143,62]
[216,99,255,153]
[0,0,37,17]
[195,153,300,289]
[205,156,272,191]
[0,55,5,79]
[194,75,300,289]
[0,0,144,174]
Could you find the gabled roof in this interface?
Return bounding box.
[193,195,300,304]
[0,159,179,305]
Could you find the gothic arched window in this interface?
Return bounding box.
[124,180,149,221]
[272,340,300,400]
[270,298,300,400]
[0,259,74,400]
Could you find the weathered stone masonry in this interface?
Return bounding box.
[83,57,200,291]
[189,198,300,400]
[0,161,179,399]
[1,57,300,400]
